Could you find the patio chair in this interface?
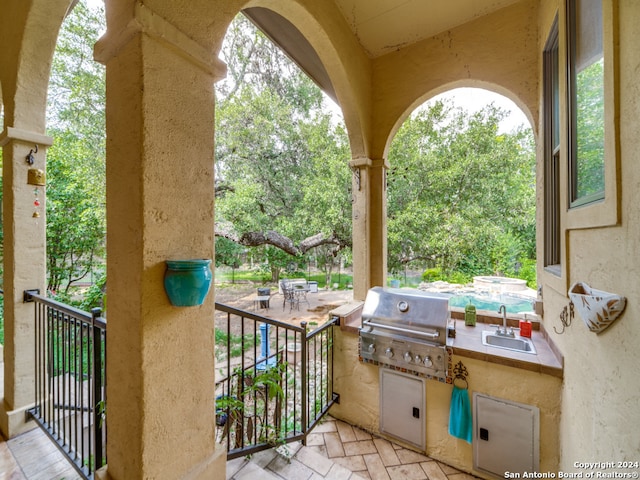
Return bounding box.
[292,282,310,308]
[280,280,300,312]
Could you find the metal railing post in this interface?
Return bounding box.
[25,291,108,480]
[300,320,308,443]
[92,307,105,471]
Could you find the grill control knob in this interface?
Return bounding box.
[414,354,422,364]
[385,348,394,358]
[423,356,433,368]
[367,344,376,354]
[404,352,412,362]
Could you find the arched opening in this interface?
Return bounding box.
[386,87,536,306]
[214,11,354,297]
[45,0,106,301]
[211,9,354,459]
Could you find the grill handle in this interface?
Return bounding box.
[362,320,440,339]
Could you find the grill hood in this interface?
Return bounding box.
[362,287,450,330]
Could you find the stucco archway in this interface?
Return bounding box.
[368,1,539,162]
[220,2,386,298]
[0,0,74,438]
[241,0,371,159]
[384,81,537,160]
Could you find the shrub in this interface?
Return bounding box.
[422,267,442,282]
[516,258,537,289]
[443,271,472,285]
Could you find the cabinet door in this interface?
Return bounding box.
[473,393,539,476]
[380,369,425,449]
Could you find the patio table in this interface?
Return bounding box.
[293,284,310,306]
[254,295,271,311]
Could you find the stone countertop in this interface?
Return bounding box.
[334,303,563,379]
[448,319,563,379]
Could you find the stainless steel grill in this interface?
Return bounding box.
[359,286,450,380]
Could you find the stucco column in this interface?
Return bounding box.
[94,4,226,479]
[0,127,51,437]
[349,157,388,300]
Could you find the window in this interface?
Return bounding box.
[544,17,561,271]
[567,0,605,207]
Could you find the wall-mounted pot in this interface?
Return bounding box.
[164,259,212,307]
[568,281,626,334]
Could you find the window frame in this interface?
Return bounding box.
[543,16,562,274]
[564,0,619,230]
[567,0,605,208]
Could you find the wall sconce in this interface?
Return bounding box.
[164,259,212,307]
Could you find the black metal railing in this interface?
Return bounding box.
[214,303,339,459]
[22,292,337,472]
[26,291,106,480]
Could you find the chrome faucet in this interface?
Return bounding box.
[497,305,514,337]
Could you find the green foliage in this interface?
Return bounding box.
[215,238,244,269]
[78,271,107,312]
[215,238,246,283]
[215,14,352,282]
[46,2,106,295]
[422,268,443,282]
[217,363,288,449]
[514,258,537,289]
[213,268,353,290]
[443,271,472,285]
[215,329,257,358]
[265,247,300,283]
[575,58,605,199]
[387,99,536,280]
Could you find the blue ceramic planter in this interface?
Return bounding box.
[164,259,212,307]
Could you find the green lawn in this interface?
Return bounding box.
[215,268,353,290]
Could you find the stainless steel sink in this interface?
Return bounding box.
[482,330,536,354]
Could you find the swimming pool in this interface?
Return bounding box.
[448,293,534,314]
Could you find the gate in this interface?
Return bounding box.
[214,303,339,459]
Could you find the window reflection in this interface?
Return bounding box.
[569,0,605,205]
[575,57,604,199]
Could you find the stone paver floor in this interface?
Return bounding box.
[1,415,480,480]
[227,416,480,480]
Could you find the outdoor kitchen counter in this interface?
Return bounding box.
[448,318,564,379]
[332,302,563,379]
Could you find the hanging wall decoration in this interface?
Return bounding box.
[26,145,45,220]
[27,170,45,219]
[32,188,41,218]
[568,281,626,334]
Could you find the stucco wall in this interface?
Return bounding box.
[370,0,540,160]
[3,0,640,477]
[332,331,561,478]
[536,0,640,471]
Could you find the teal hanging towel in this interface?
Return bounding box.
[448,385,473,443]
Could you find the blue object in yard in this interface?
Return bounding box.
[257,323,277,370]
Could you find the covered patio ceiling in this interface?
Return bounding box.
[244,0,520,101]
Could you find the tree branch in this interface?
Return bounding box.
[215,224,344,256]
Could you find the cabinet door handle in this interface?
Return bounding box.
[413,407,420,419]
